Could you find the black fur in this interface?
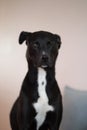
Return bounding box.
[10,31,62,130]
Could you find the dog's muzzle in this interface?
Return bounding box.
[40,54,49,68]
[39,52,53,68]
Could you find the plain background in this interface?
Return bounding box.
[0,0,87,129]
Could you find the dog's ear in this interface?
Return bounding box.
[19,31,32,44]
[54,34,62,49]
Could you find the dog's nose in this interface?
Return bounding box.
[42,54,48,62]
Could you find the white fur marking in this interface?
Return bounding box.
[33,68,54,130]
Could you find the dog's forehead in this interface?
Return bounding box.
[31,31,55,41]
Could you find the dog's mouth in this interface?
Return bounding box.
[39,60,53,68]
[39,55,51,68]
[29,55,53,68]
[39,61,48,68]
[40,64,48,68]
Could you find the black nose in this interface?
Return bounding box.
[42,54,48,62]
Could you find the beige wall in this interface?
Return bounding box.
[0,0,87,129]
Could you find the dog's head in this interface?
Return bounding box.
[19,31,61,68]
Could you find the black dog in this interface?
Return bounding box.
[10,31,63,130]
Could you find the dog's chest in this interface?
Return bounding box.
[33,68,54,130]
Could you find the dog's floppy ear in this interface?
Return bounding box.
[19,31,32,44]
[54,34,62,49]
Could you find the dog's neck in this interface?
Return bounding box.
[28,63,56,83]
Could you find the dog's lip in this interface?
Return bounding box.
[40,61,49,68]
[41,65,48,68]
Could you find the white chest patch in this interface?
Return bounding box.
[33,68,54,130]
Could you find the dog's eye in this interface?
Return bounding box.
[47,41,52,48]
[33,42,39,49]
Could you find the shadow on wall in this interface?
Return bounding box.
[60,86,87,130]
[0,95,11,130]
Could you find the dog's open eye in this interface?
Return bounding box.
[47,41,52,48]
[33,41,39,49]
